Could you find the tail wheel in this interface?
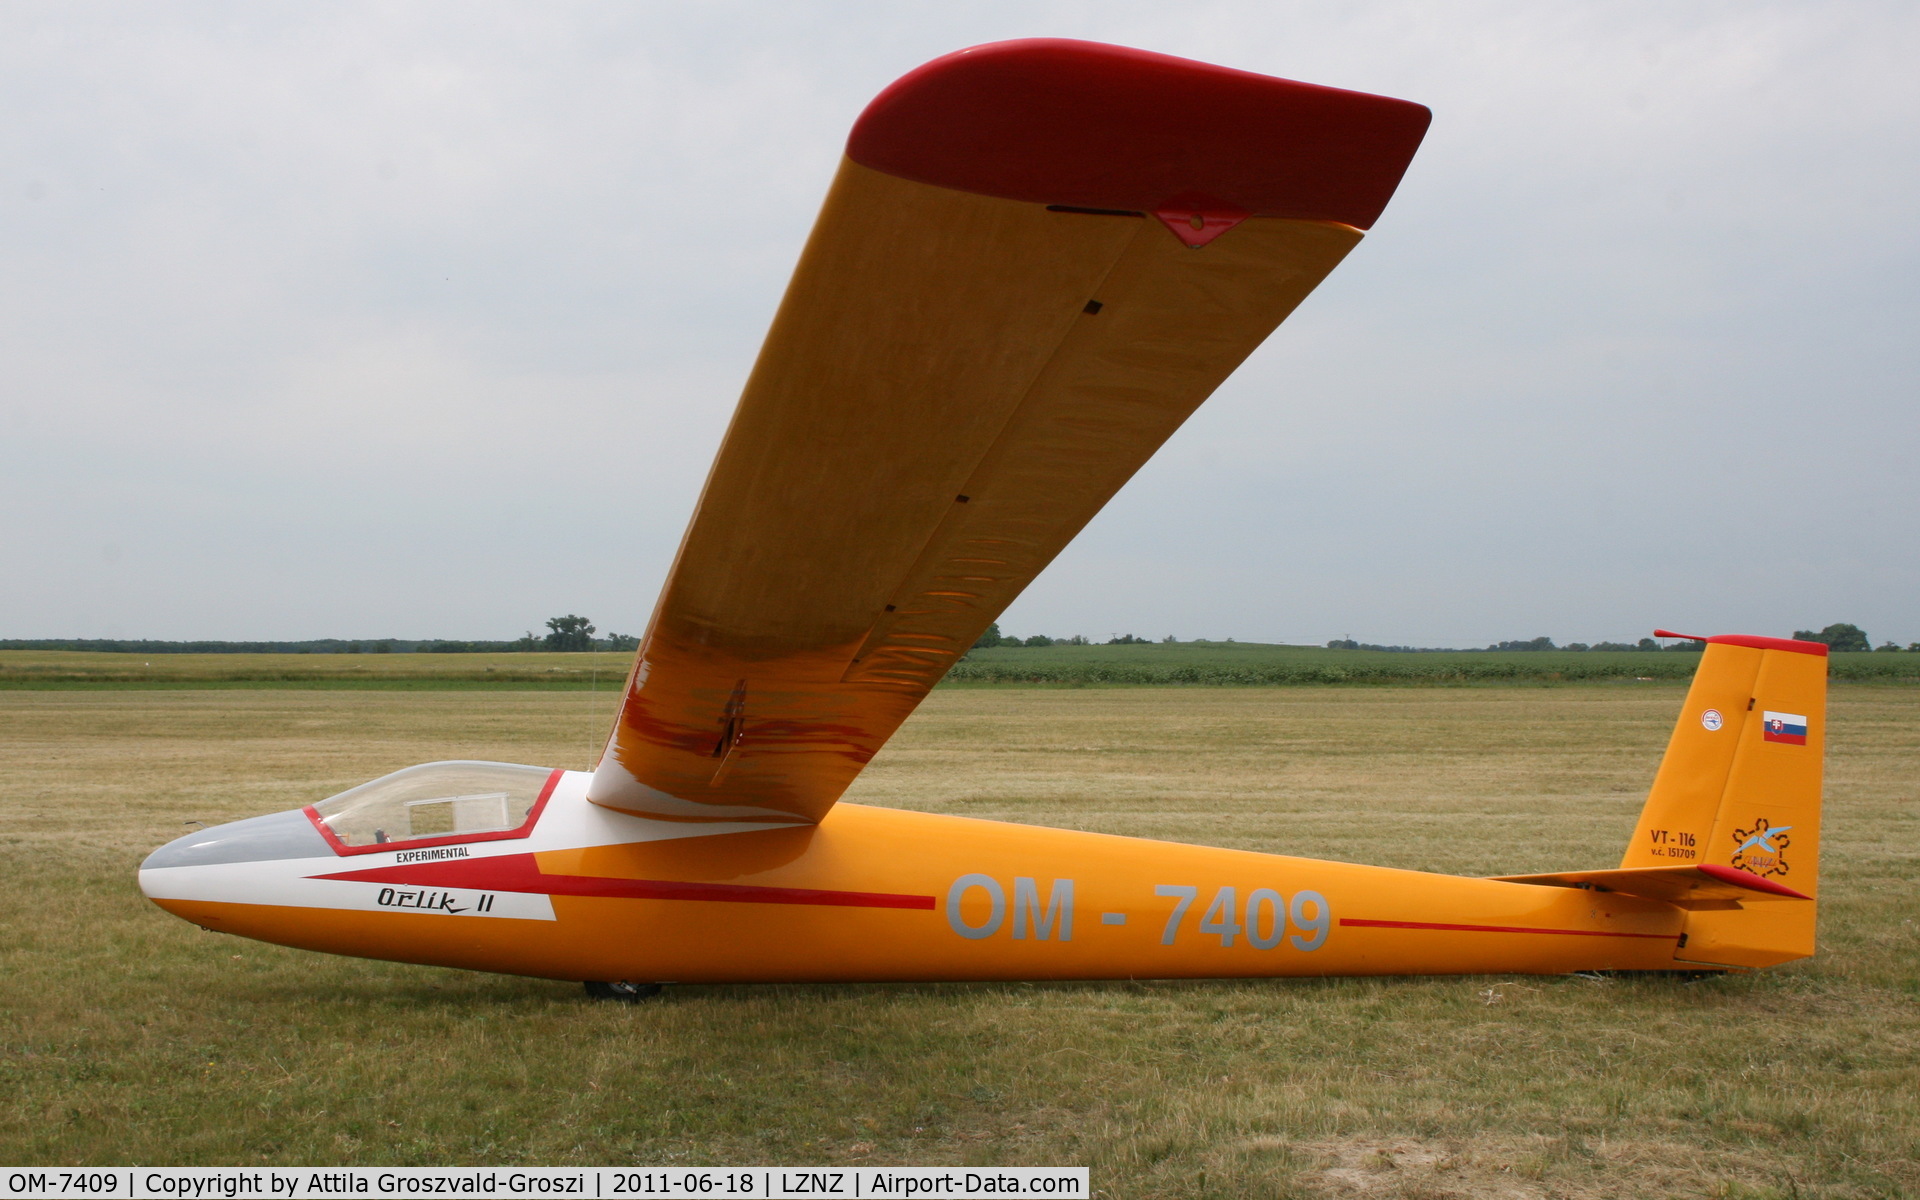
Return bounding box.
[583,980,663,1001]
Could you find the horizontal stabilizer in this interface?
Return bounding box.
[1491,863,1810,911]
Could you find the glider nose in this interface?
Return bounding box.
[141,808,332,874]
[138,808,334,914]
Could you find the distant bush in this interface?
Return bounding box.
[1795,623,1872,652]
[969,622,1029,649]
[1487,638,1557,651]
[543,615,595,652]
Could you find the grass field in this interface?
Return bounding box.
[2,684,1916,1197]
[7,644,1918,688]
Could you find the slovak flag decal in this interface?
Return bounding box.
[1762,711,1809,745]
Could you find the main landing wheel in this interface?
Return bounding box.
[584,980,663,1001]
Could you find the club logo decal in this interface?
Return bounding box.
[1730,817,1792,878]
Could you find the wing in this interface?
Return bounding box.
[588,39,1430,823]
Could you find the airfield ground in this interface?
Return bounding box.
[0,679,1914,1198]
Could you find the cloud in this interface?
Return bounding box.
[1,1,1914,644]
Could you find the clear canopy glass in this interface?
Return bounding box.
[309,761,553,848]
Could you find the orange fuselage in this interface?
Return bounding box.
[142,776,1693,985]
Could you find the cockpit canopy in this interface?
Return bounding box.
[309,761,554,849]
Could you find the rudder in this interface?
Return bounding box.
[1623,631,1828,967]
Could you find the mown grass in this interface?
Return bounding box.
[1,686,1916,1197]
[9,645,1916,689]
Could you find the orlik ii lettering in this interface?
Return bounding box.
[375,888,497,914]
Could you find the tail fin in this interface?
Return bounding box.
[1621,631,1829,967]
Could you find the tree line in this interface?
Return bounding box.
[972,624,1180,649]
[965,620,1916,654]
[1,615,642,655]
[1329,622,1915,653]
[10,618,1910,656]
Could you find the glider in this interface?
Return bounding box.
[140,40,1827,994]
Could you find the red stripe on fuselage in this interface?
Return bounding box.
[1339,918,1678,940]
[313,853,936,911]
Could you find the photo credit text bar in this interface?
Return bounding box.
[0,1169,1089,1200]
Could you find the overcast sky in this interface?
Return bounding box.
[3,1,1915,648]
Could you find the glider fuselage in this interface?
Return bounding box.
[141,775,1692,984]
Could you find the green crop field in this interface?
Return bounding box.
[957,640,1920,685]
[6,643,1918,689]
[1,682,1916,1196]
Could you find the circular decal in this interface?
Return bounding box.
[1701,708,1724,732]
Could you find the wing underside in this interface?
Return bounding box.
[588,39,1430,823]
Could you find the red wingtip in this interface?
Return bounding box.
[848,38,1430,230]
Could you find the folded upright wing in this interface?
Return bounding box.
[588,39,1429,823]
